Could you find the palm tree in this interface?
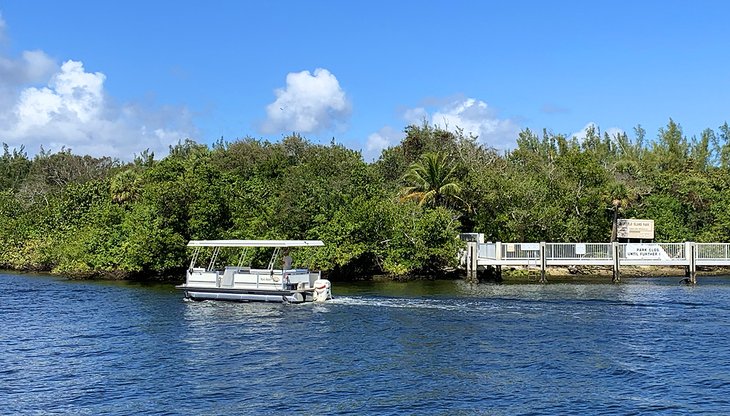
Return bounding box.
[110,169,142,204]
[400,152,463,208]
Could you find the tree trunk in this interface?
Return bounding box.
[610,200,620,242]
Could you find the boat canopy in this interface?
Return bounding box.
[187,240,325,248]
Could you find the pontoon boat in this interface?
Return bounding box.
[176,240,332,303]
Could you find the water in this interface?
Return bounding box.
[2,273,730,415]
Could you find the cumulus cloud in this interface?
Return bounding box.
[0,17,194,159]
[571,122,625,141]
[0,15,58,116]
[0,60,193,159]
[261,68,351,134]
[365,97,521,159]
[16,61,104,128]
[364,126,404,161]
[402,107,428,125]
[0,50,57,85]
[430,98,521,149]
[0,14,56,81]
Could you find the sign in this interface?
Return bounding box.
[624,243,670,260]
[575,243,586,255]
[521,243,540,251]
[617,219,654,239]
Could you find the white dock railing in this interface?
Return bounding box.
[463,239,730,283]
[547,243,612,261]
[475,242,713,265]
[696,243,730,266]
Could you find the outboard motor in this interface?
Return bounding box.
[312,278,332,302]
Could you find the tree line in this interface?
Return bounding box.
[1,119,729,280]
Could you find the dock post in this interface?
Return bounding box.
[612,242,621,283]
[466,242,478,283]
[539,241,547,283]
[464,242,470,275]
[471,241,478,280]
[465,241,472,274]
[689,242,697,284]
[494,242,503,280]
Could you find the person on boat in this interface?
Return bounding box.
[282,249,293,270]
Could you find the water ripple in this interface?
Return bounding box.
[2,273,730,414]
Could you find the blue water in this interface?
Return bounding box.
[2,273,730,415]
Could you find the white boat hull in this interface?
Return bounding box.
[178,286,311,303]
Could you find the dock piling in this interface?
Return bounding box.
[611,242,620,283]
[539,242,547,283]
[466,242,478,283]
[689,242,697,284]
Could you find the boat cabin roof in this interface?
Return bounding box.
[187,240,325,248]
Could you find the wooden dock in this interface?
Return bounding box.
[462,240,730,283]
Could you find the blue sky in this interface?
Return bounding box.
[0,1,728,160]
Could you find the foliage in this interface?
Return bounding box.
[3,118,730,280]
[400,152,463,208]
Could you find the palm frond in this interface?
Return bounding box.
[399,151,463,208]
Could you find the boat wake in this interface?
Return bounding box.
[328,295,505,313]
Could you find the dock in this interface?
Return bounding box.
[462,239,730,284]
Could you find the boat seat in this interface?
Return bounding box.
[187,271,219,287]
[221,267,241,287]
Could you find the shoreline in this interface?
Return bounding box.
[4,264,730,284]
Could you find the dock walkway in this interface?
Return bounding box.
[462,240,730,283]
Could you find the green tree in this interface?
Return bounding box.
[400,152,463,208]
[0,144,32,191]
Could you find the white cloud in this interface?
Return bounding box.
[366,97,521,160]
[605,127,625,138]
[0,49,58,119]
[0,15,195,159]
[261,68,351,134]
[365,125,404,161]
[571,122,625,141]
[0,14,57,107]
[402,107,428,125]
[0,50,57,86]
[428,98,521,149]
[15,61,103,129]
[0,59,194,159]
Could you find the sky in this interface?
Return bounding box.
[0,0,729,161]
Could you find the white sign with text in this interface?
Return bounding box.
[617,219,654,239]
[624,243,671,260]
